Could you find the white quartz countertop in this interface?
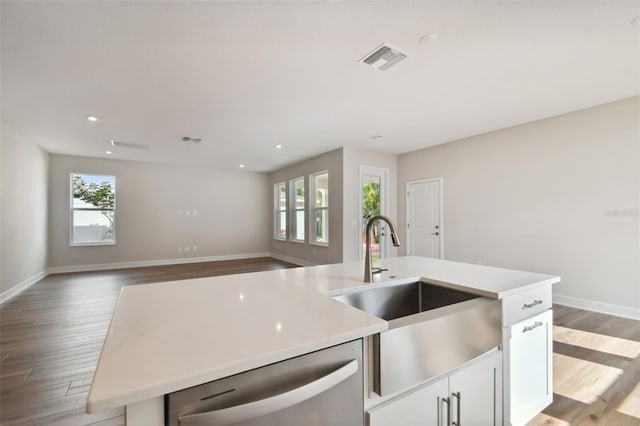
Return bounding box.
[87,256,560,413]
[331,256,561,298]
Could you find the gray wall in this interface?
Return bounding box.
[269,148,343,265]
[49,154,270,269]
[398,97,640,313]
[1,121,49,294]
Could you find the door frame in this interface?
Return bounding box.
[405,177,444,259]
[358,166,389,260]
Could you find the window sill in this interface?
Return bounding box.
[71,241,116,247]
[309,241,329,248]
[289,239,305,244]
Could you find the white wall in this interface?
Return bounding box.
[398,97,640,316]
[1,121,49,296]
[342,147,398,262]
[49,154,270,269]
[269,148,343,265]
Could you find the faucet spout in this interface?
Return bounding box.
[364,215,400,283]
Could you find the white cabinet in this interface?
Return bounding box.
[449,352,502,426]
[368,376,448,426]
[503,309,553,426]
[368,350,502,426]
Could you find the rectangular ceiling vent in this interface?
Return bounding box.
[360,43,407,71]
[110,140,149,150]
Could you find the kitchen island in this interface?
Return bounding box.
[87,256,560,425]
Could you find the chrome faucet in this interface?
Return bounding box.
[364,215,401,283]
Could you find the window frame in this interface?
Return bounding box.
[274,181,288,241]
[289,177,305,243]
[70,172,116,247]
[310,171,329,247]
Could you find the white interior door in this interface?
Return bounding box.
[406,179,442,259]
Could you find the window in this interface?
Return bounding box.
[71,173,116,246]
[290,177,305,242]
[274,182,287,240]
[311,172,329,245]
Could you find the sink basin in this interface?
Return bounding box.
[333,281,501,396]
[333,281,480,321]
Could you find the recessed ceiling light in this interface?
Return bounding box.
[371,135,383,140]
[105,150,112,155]
[87,116,98,122]
[419,34,438,44]
[275,144,283,149]
[239,164,245,168]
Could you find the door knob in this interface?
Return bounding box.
[431,232,439,236]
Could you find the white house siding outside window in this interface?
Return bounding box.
[274,182,287,240]
[71,173,116,246]
[311,172,328,245]
[290,177,305,242]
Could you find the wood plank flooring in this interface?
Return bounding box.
[0,257,298,425]
[1,262,638,425]
[528,305,640,426]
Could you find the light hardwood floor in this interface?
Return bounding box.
[1,261,638,425]
[0,258,298,425]
[528,305,640,426]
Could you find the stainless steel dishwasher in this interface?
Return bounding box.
[166,340,363,426]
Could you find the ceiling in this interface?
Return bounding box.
[2,1,639,173]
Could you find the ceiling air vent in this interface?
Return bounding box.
[109,140,149,150]
[360,43,406,71]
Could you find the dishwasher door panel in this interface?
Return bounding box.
[167,340,364,426]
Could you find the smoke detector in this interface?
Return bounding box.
[360,43,407,71]
[182,136,202,143]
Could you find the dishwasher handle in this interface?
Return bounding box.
[178,359,359,425]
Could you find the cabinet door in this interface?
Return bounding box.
[368,377,448,426]
[449,351,502,426]
[508,309,553,425]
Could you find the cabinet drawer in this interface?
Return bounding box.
[502,285,552,326]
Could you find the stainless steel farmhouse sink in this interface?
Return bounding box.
[333,281,501,396]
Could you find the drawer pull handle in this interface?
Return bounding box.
[522,300,543,309]
[523,321,543,333]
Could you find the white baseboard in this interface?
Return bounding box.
[269,253,317,267]
[48,252,272,274]
[0,269,49,304]
[553,293,640,321]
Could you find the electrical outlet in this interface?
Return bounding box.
[178,246,182,252]
[185,246,191,252]
[192,245,198,251]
